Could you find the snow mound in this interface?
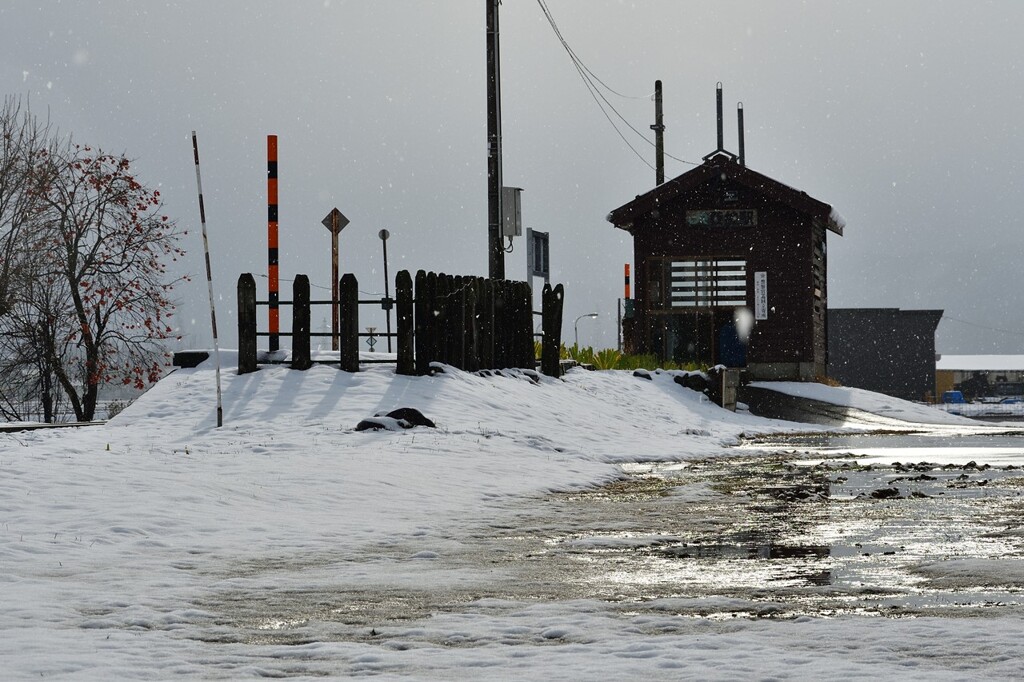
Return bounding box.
[749,381,976,426]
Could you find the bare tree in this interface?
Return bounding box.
[0,96,63,421]
[0,273,73,422]
[0,96,51,317]
[0,98,185,422]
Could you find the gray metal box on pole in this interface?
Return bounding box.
[501,186,522,237]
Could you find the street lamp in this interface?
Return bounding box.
[379,229,392,353]
[574,312,599,348]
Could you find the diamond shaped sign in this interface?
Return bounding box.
[322,208,350,234]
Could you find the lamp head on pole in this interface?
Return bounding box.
[574,312,599,348]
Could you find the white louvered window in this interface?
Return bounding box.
[669,259,747,308]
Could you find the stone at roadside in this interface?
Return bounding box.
[382,407,436,428]
[356,407,437,431]
[869,487,900,499]
[674,372,709,393]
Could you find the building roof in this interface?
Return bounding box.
[830,308,944,331]
[935,355,1024,372]
[606,154,845,235]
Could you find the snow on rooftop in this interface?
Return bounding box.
[936,354,1024,371]
[828,206,847,234]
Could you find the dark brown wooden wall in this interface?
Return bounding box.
[628,178,824,367]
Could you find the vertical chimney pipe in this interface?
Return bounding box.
[716,82,724,151]
[737,102,745,166]
[652,80,665,185]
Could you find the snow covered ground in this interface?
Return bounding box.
[3,357,1024,679]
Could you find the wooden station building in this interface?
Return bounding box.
[607,91,844,380]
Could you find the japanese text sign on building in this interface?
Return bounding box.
[754,271,768,320]
[685,209,758,228]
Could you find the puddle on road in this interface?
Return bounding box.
[541,457,1024,618]
[194,450,1024,647]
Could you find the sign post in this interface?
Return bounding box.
[322,208,351,350]
[378,229,393,353]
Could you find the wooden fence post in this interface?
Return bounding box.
[524,280,532,366]
[542,282,564,376]
[514,281,525,368]
[521,281,534,369]
[491,280,503,368]
[396,270,415,375]
[504,280,518,368]
[479,278,494,370]
[454,276,468,370]
[497,280,511,369]
[237,273,257,374]
[415,271,433,374]
[339,273,359,372]
[466,278,481,371]
[291,274,312,370]
[446,274,459,367]
[447,274,459,367]
[435,273,450,367]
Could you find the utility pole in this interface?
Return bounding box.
[651,80,665,185]
[486,0,505,280]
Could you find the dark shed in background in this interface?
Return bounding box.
[828,308,943,402]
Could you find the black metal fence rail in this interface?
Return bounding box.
[237,270,564,377]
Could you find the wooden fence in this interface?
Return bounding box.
[237,270,565,377]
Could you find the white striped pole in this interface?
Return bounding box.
[191,131,224,428]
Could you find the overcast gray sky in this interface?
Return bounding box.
[3,0,1023,354]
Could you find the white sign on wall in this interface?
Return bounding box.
[754,271,768,320]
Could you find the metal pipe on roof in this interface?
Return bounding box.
[737,102,745,166]
[652,79,665,185]
[716,82,724,151]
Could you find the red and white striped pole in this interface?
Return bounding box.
[624,263,631,300]
[267,135,280,353]
[191,131,223,427]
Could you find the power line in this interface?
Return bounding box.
[943,314,1024,338]
[536,1,651,101]
[536,0,652,168]
[535,0,700,170]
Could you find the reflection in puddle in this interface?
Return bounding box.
[547,455,1024,617]
[659,542,831,561]
[197,444,1024,646]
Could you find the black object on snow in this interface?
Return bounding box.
[869,487,900,499]
[384,407,436,428]
[355,418,397,431]
[674,372,709,393]
[355,407,437,431]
